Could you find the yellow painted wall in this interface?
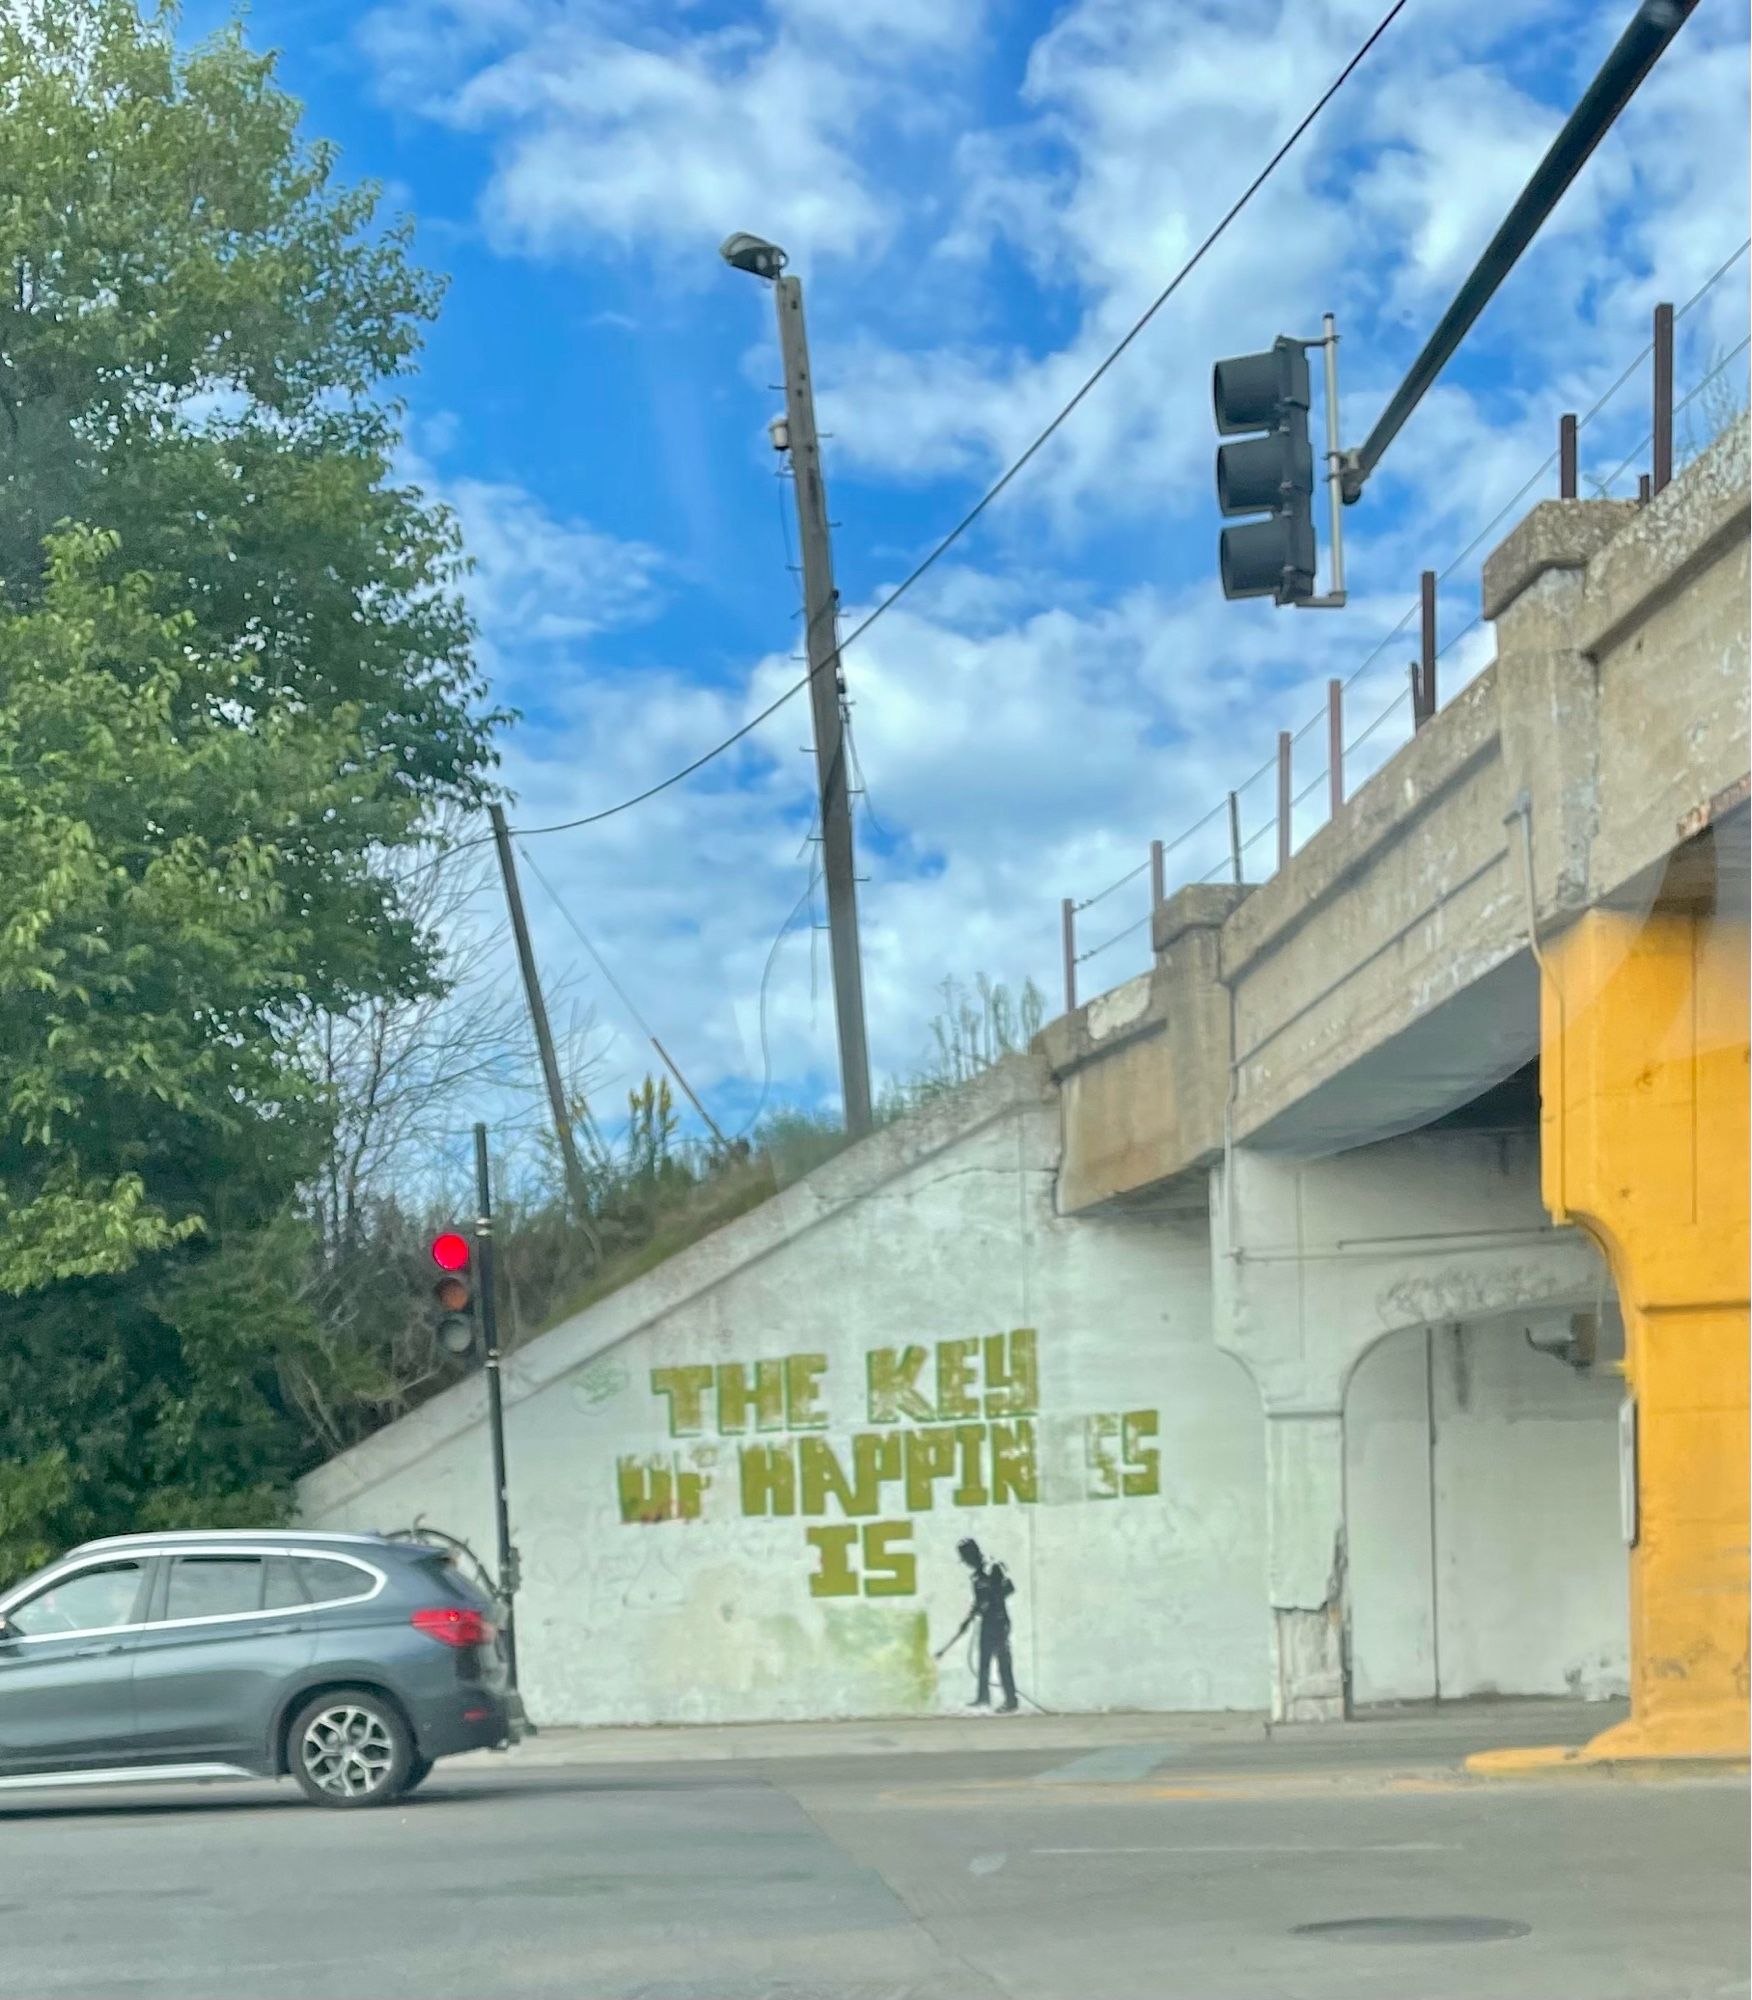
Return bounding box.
[1542,903,1749,1758]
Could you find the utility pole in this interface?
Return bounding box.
[473,1121,519,1692]
[771,274,874,1137]
[489,805,589,1209]
[719,233,873,1136]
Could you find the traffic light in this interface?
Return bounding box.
[431,1231,476,1357]
[1213,337,1315,604]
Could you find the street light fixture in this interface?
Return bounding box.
[719,231,787,280]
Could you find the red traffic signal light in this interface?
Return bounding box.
[431,1231,470,1273]
[430,1230,476,1357]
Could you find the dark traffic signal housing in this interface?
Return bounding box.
[431,1231,477,1356]
[1213,337,1316,605]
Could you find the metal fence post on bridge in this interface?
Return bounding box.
[1652,300,1675,496]
[1328,679,1344,817]
[1416,568,1437,727]
[1149,839,1165,913]
[1228,791,1243,886]
[1061,897,1077,1014]
[1559,411,1578,499]
[1276,731,1291,874]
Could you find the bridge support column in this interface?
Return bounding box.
[1264,1409,1349,1722]
[1502,906,1748,1765]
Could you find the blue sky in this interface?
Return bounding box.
[193,0,1748,1152]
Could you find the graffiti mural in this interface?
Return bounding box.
[935,1537,1019,1711]
[612,1327,1161,1603]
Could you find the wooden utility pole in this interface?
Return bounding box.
[488,805,589,1209]
[773,276,874,1136]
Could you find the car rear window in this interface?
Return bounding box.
[291,1555,376,1604]
[413,1551,494,1610]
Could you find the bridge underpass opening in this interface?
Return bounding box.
[1345,1310,1629,1709]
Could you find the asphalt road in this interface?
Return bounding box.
[0,1737,1745,2000]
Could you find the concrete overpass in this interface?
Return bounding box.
[1041,417,1749,1753]
[301,422,1746,1757]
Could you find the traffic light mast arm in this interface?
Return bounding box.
[1340,0,1698,505]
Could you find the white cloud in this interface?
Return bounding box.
[360,0,985,266]
[446,473,663,648]
[397,434,664,665]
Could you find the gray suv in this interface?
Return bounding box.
[0,1529,517,1806]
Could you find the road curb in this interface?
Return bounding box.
[1466,1741,1750,1781]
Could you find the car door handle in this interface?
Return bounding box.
[258,1623,303,1636]
[74,1643,124,1659]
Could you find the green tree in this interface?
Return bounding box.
[0,1,501,1580]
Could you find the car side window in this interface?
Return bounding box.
[291,1556,374,1605]
[163,1556,265,1621]
[7,1560,145,1638]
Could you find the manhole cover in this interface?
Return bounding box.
[1294,1916,1531,1946]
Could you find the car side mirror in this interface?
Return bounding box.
[0,1613,14,1641]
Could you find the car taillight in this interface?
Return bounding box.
[411,1606,496,1649]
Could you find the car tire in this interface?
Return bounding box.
[403,1753,435,1795]
[289,1690,415,1808]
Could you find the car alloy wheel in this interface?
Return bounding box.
[299,1702,398,1801]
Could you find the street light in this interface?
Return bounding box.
[719,231,787,280]
[717,231,875,1136]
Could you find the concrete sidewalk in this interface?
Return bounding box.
[469,1696,1649,1773]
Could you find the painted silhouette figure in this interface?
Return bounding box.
[937,1536,1018,1712]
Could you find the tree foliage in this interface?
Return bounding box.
[0,0,500,1581]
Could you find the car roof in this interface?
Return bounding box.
[67,1528,414,1557]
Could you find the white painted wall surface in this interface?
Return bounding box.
[1345,1330,1437,1703]
[299,1062,1270,1727]
[1347,1320,1630,1705]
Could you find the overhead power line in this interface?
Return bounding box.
[504,0,1412,844]
[737,858,823,1140]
